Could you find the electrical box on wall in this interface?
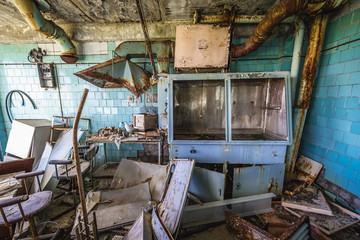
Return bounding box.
[37,63,56,89]
[174,25,231,70]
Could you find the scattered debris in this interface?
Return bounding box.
[282,187,333,216]
[225,211,311,240]
[285,201,360,235]
[284,155,323,196]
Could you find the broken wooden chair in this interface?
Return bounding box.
[48,144,99,219]
[0,170,59,240]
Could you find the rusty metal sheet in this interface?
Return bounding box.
[225,211,310,240]
[152,208,174,240]
[124,211,152,240]
[233,164,285,198]
[188,167,225,202]
[157,159,195,236]
[74,58,152,97]
[174,25,230,69]
[110,159,168,202]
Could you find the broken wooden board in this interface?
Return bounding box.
[93,162,119,178]
[110,159,168,202]
[152,208,174,240]
[156,159,195,237]
[285,202,360,235]
[188,167,225,202]
[282,187,333,216]
[181,193,275,228]
[284,155,323,195]
[124,211,152,240]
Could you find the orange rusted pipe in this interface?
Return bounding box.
[231,0,347,58]
[286,14,329,172]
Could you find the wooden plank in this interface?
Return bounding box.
[282,188,333,216]
[285,202,360,235]
[157,159,195,236]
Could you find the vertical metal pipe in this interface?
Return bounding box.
[286,14,329,172]
[290,20,305,105]
[73,88,90,237]
[135,0,157,80]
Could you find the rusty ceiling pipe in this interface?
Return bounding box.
[231,0,347,58]
[12,0,78,64]
[286,14,329,173]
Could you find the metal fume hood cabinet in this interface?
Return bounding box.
[158,71,292,165]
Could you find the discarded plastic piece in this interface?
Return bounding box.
[157,159,195,236]
[225,211,311,240]
[74,58,152,97]
[124,211,152,240]
[182,193,275,228]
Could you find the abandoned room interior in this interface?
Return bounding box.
[0,0,360,239]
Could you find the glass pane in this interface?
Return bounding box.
[173,80,225,140]
[231,78,287,141]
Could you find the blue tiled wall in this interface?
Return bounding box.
[0,34,294,162]
[300,8,360,197]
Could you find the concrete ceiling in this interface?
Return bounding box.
[0,0,279,25]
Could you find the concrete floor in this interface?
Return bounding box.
[179,224,237,240]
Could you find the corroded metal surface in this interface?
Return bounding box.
[157,159,195,236]
[232,0,347,58]
[115,41,174,73]
[74,58,152,97]
[296,14,329,109]
[225,211,310,240]
[286,14,328,173]
[124,211,152,240]
[175,25,231,69]
[11,0,78,63]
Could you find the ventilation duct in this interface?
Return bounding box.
[12,0,78,64]
[75,41,173,96]
[231,0,347,58]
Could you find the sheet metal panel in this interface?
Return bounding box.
[189,167,225,202]
[174,25,231,69]
[233,163,285,197]
[170,144,286,164]
[157,159,195,235]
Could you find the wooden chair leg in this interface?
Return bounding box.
[28,217,37,239]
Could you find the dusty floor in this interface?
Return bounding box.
[179,224,237,240]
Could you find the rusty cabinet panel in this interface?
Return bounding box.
[157,159,195,235]
[174,25,231,69]
[233,163,285,197]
